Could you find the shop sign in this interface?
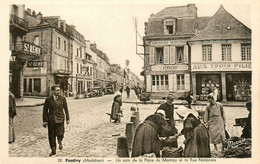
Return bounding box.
[10,56,16,62]
[24,43,41,55]
[191,62,251,72]
[151,65,188,71]
[27,61,44,67]
[150,40,186,46]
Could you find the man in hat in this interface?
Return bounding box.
[155,94,178,147]
[43,85,70,156]
[241,101,251,138]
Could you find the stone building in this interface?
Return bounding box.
[9,5,43,98]
[90,43,110,91]
[70,25,88,97]
[189,5,251,102]
[23,12,73,96]
[143,4,210,99]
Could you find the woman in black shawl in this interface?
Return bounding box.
[172,113,211,157]
[132,112,172,157]
[110,95,122,123]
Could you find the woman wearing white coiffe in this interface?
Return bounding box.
[213,87,218,102]
[203,94,226,151]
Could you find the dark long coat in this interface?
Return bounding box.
[131,114,171,157]
[43,95,70,123]
[182,114,211,157]
[110,101,121,120]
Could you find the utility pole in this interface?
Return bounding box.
[133,17,146,93]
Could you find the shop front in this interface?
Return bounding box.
[146,64,190,99]
[191,62,251,101]
[195,73,222,101]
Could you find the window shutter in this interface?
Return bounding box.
[185,74,190,91]
[164,46,169,64]
[173,74,177,91]
[169,74,174,91]
[149,47,155,65]
[146,75,151,92]
[184,45,188,63]
[170,46,176,64]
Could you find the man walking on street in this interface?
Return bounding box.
[43,85,70,157]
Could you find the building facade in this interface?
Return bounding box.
[23,13,73,97]
[143,4,210,99]
[90,44,110,91]
[189,6,251,102]
[10,5,43,98]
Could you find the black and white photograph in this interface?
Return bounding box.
[1,0,260,163]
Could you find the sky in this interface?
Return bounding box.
[18,1,252,80]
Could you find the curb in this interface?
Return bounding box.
[122,101,245,107]
[17,103,44,108]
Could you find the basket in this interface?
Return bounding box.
[162,146,183,157]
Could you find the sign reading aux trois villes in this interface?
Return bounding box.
[192,62,251,71]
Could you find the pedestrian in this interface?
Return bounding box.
[126,86,130,98]
[186,91,194,109]
[213,87,218,102]
[110,95,122,123]
[203,94,226,151]
[131,110,172,157]
[172,113,211,157]
[155,94,178,148]
[9,91,17,144]
[43,85,70,157]
[241,101,251,138]
[119,86,123,95]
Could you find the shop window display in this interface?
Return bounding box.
[199,79,220,101]
[233,78,251,101]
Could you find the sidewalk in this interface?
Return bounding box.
[16,92,247,108]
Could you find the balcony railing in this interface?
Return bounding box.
[9,14,28,31]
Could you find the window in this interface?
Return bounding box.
[64,40,66,51]
[177,47,184,63]
[24,78,27,92]
[152,75,169,91]
[80,64,82,74]
[222,44,231,61]
[80,47,82,58]
[29,79,32,92]
[77,63,79,73]
[33,78,41,93]
[57,37,61,49]
[152,76,156,85]
[155,47,164,64]
[33,36,40,45]
[77,48,79,57]
[177,74,185,90]
[241,44,251,61]
[202,45,212,61]
[164,20,176,34]
[90,67,92,75]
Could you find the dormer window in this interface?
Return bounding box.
[164,19,176,35]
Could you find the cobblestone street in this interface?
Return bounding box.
[9,91,248,157]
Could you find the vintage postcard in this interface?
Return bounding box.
[1,0,260,163]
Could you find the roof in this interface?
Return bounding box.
[146,16,211,36]
[191,5,251,41]
[149,4,197,19]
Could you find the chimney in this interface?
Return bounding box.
[92,41,97,48]
[32,10,36,17]
[36,12,42,20]
[26,8,31,15]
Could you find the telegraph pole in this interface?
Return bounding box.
[133,17,146,93]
